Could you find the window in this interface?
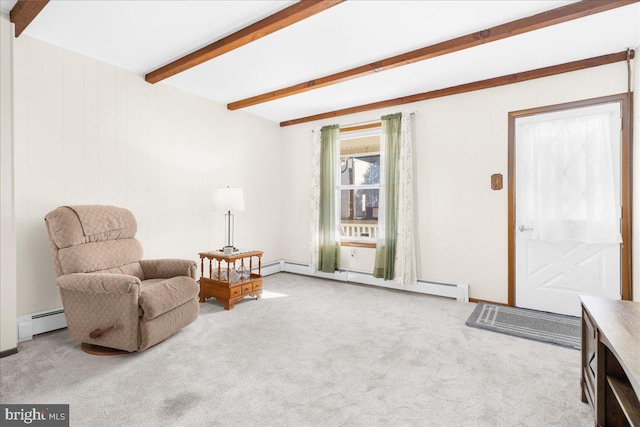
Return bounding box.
[338,126,381,245]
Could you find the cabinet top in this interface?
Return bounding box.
[581,295,640,396]
[198,250,263,261]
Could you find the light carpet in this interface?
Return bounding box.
[0,273,593,426]
[465,302,581,350]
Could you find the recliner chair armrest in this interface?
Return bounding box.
[56,273,141,294]
[139,259,197,280]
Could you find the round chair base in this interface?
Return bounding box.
[81,342,130,356]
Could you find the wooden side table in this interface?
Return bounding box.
[198,250,263,310]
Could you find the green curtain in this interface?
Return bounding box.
[318,124,340,273]
[373,113,401,280]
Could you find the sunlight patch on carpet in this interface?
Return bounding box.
[260,290,288,299]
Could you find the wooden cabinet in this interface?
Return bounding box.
[580,296,640,427]
[198,250,263,310]
[582,307,598,408]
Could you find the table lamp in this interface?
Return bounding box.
[212,187,245,254]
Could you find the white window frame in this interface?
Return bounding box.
[338,127,382,244]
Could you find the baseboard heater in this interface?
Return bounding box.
[17,308,67,342]
[276,260,469,302]
[18,260,469,342]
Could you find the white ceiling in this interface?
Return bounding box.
[2,0,639,124]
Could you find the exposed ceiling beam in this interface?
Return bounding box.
[10,0,49,37]
[146,0,345,84]
[280,50,634,127]
[230,0,639,110]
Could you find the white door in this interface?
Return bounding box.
[515,102,622,316]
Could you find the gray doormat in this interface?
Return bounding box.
[465,302,581,350]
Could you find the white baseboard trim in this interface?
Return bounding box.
[17,308,66,342]
[16,261,469,342]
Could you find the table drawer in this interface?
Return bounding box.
[253,281,262,291]
[230,286,241,298]
[242,283,252,294]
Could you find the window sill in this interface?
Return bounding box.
[340,241,376,249]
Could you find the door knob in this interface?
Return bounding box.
[518,225,533,232]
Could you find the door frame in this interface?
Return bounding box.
[507,93,633,306]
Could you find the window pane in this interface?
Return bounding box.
[339,132,381,241]
[340,189,379,239]
[340,155,380,186]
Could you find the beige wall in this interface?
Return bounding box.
[1,13,17,352]
[281,62,629,303]
[12,36,284,315]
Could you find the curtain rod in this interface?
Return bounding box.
[311,111,416,132]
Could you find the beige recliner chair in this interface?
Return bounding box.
[44,205,199,353]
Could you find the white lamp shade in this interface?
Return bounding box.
[212,187,245,212]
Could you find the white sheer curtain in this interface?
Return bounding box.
[309,127,321,272]
[517,107,621,244]
[393,112,417,285]
[373,112,416,284]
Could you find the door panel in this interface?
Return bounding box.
[516,240,620,316]
[514,102,622,317]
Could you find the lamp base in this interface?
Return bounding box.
[222,246,238,254]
